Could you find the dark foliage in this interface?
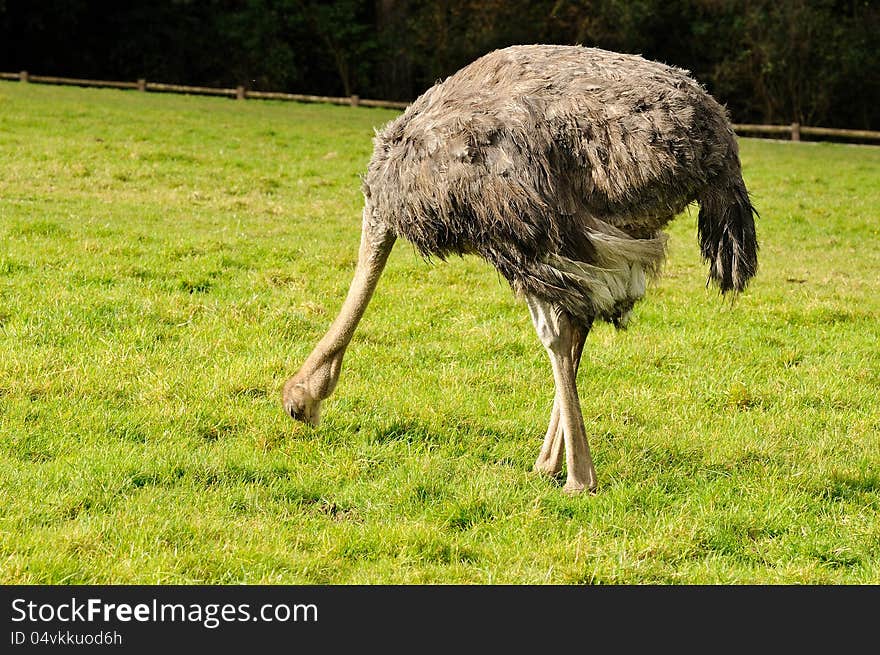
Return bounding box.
[1,0,877,128]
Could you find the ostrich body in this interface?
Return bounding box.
[283,45,758,494]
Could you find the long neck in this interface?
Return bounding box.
[299,215,395,400]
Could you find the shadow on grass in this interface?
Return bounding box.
[814,470,880,504]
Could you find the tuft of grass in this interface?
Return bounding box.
[0,82,878,583]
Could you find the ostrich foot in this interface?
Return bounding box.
[562,476,598,495]
[534,458,562,477]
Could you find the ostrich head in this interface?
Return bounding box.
[282,374,323,426]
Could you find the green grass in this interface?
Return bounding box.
[1,81,878,584]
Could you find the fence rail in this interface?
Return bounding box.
[732,122,880,142]
[3,71,878,142]
[2,70,410,109]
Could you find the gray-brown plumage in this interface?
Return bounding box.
[283,45,758,494]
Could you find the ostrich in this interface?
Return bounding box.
[282,45,758,494]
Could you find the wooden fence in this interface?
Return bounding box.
[3,71,879,143]
[732,122,880,143]
[1,70,409,109]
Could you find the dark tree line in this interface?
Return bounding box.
[1,0,877,128]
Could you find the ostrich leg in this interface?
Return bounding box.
[525,293,598,494]
[534,319,590,476]
[283,209,395,425]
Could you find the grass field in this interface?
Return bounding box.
[1,81,878,584]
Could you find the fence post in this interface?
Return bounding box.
[791,122,801,141]
[137,78,146,92]
[20,71,28,83]
[236,86,246,100]
[350,94,360,107]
